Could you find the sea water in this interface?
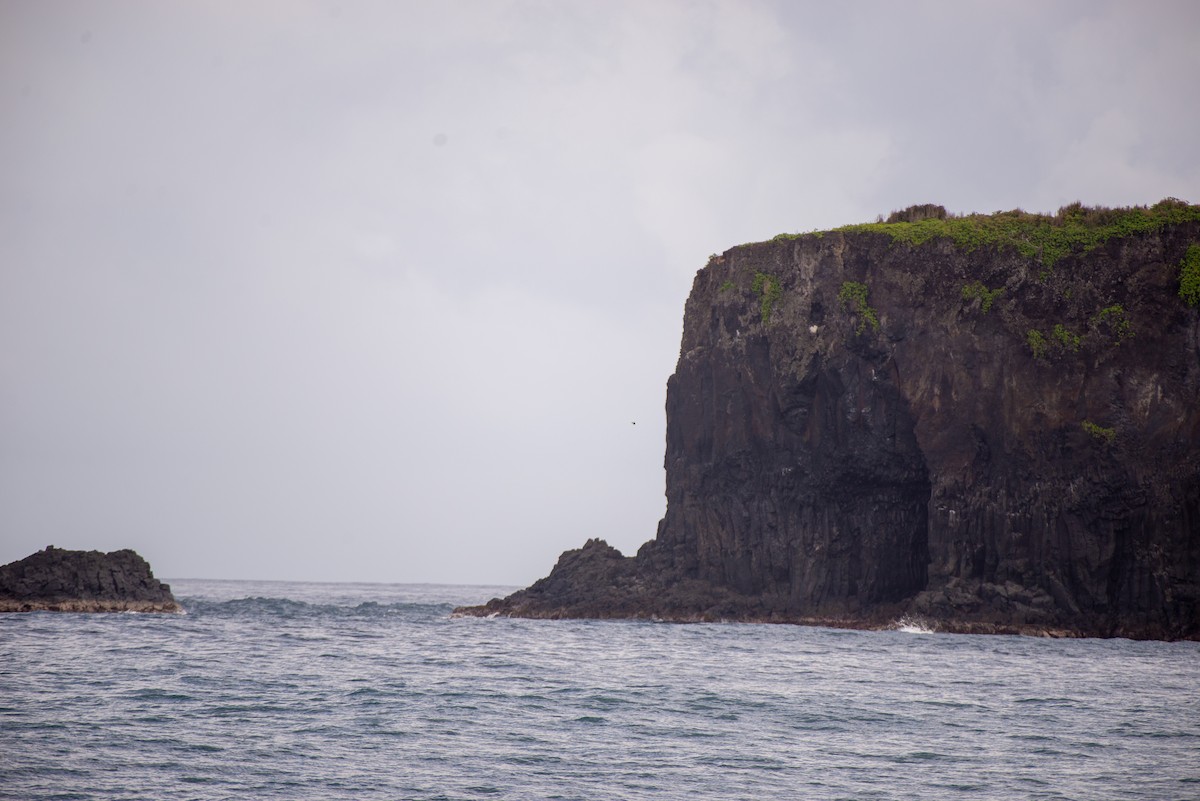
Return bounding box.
[1,579,1197,800]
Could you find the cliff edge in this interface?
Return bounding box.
[0,546,180,613]
[458,201,1200,639]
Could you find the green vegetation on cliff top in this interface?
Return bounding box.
[770,199,1200,268]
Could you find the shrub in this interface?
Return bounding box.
[961,281,1005,313]
[751,272,782,324]
[886,204,948,224]
[1051,323,1082,352]
[1026,329,1047,359]
[1180,244,1200,307]
[1153,197,1191,211]
[1082,420,1116,444]
[838,281,880,334]
[1091,304,1133,342]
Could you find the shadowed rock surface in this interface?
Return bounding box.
[457,203,1200,639]
[0,546,180,613]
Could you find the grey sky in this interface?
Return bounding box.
[2,1,1198,584]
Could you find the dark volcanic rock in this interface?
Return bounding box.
[458,204,1200,640]
[0,546,180,613]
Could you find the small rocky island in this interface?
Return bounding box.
[0,546,180,613]
[458,201,1200,640]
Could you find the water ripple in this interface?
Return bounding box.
[1,579,1197,801]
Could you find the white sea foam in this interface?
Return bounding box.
[894,615,937,634]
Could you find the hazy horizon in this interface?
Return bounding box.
[3,1,1199,585]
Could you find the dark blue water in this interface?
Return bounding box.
[2,579,1197,800]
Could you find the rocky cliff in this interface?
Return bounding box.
[0,546,180,612]
[458,201,1200,639]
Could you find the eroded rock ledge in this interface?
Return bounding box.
[458,203,1200,640]
[0,546,180,613]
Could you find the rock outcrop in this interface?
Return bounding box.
[0,546,180,613]
[458,202,1200,640]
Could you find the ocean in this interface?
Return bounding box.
[1,579,1197,800]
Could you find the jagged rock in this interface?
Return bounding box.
[457,203,1200,640]
[0,546,180,613]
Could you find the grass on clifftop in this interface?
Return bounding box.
[770,199,1200,269]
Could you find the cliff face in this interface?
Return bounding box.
[0,546,180,613]
[459,203,1200,639]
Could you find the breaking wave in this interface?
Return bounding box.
[893,615,937,634]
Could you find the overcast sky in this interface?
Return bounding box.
[2,1,1198,585]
